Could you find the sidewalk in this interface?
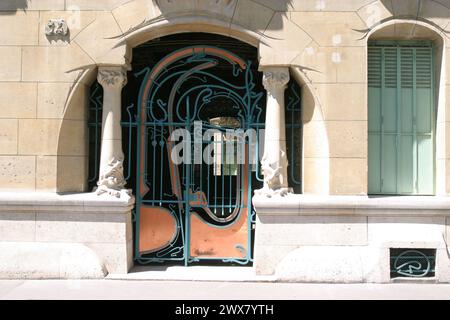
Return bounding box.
[1,279,450,300]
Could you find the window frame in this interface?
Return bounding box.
[368,40,436,196]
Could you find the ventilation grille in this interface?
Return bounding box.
[390,248,436,279]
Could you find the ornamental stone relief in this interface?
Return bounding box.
[45,19,69,36]
[97,69,128,88]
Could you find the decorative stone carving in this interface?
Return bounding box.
[262,69,290,92]
[45,19,69,36]
[97,69,128,88]
[96,157,131,198]
[256,67,292,198]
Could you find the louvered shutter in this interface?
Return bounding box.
[368,42,434,195]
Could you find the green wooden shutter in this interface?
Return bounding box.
[368,42,434,195]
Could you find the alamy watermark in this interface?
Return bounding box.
[169,121,265,167]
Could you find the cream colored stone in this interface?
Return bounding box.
[36,156,57,192]
[253,244,297,275]
[65,0,130,10]
[446,122,450,159]
[253,0,375,12]
[0,11,38,45]
[257,215,367,246]
[57,156,88,193]
[437,122,445,159]
[303,158,330,194]
[58,120,88,156]
[419,0,450,30]
[314,84,367,121]
[39,10,97,46]
[275,246,367,283]
[35,212,128,243]
[394,22,418,39]
[38,155,88,193]
[37,83,87,120]
[291,12,366,47]
[368,216,446,245]
[303,121,329,158]
[447,49,450,81]
[0,83,37,119]
[195,0,237,18]
[447,159,450,194]
[231,0,274,34]
[391,0,419,17]
[329,158,367,195]
[0,212,35,242]
[18,119,60,156]
[112,0,163,34]
[0,120,18,155]
[0,242,107,279]
[447,217,450,244]
[291,45,338,84]
[260,12,312,65]
[86,241,132,274]
[22,45,94,82]
[0,0,65,10]
[357,0,394,28]
[0,47,22,81]
[327,121,367,158]
[0,156,35,191]
[74,12,127,65]
[336,46,367,83]
[436,158,446,195]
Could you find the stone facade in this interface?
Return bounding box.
[0,0,449,282]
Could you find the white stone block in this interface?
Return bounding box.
[0,212,35,242]
[275,246,366,283]
[0,242,106,279]
[257,215,367,246]
[368,216,447,248]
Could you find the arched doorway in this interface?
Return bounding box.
[88,33,302,266]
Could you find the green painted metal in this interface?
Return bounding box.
[88,34,302,266]
[368,41,435,195]
[390,248,436,278]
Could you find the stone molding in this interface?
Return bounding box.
[0,192,135,213]
[252,195,450,216]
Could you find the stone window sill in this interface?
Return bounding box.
[252,194,450,216]
[0,192,135,213]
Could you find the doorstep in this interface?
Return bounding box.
[106,266,277,282]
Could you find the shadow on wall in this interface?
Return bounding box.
[117,0,295,47]
[0,0,28,14]
[378,0,450,29]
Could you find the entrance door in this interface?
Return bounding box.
[133,37,265,265]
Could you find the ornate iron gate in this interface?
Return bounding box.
[134,45,264,265]
[88,33,302,266]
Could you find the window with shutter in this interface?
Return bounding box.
[368,41,435,195]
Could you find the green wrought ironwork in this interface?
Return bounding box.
[390,248,436,278]
[88,33,302,266]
